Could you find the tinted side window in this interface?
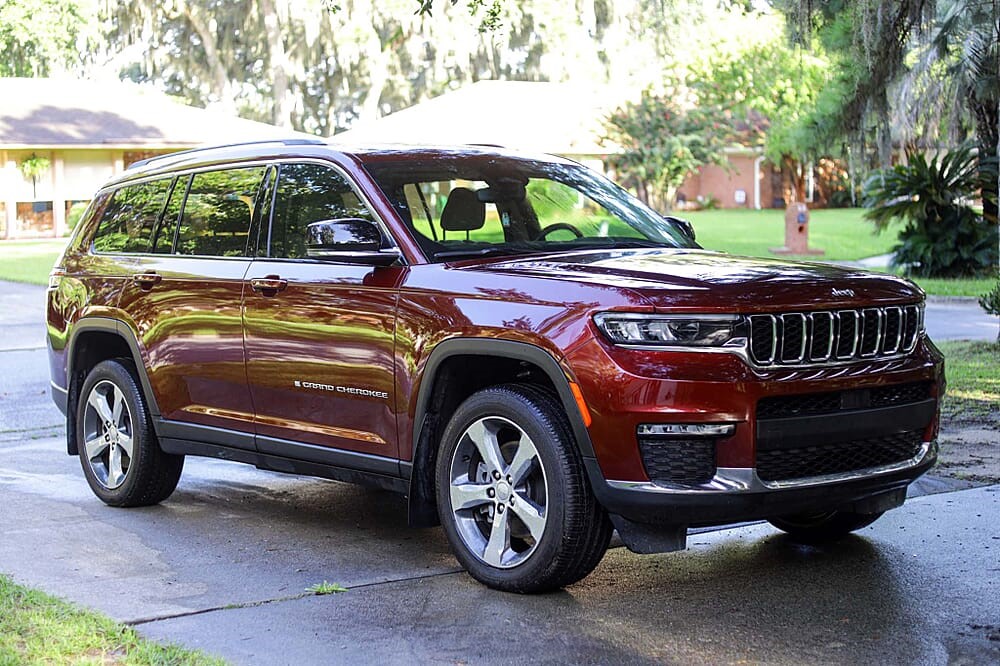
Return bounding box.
[175,167,266,257]
[92,179,172,253]
[267,163,375,259]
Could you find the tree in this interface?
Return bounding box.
[690,37,832,202]
[773,0,936,166]
[0,0,89,76]
[896,0,999,260]
[604,90,728,211]
[863,144,997,277]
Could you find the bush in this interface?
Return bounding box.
[980,280,1000,344]
[66,201,89,231]
[862,145,998,277]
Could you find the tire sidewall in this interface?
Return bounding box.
[435,387,574,590]
[76,359,151,505]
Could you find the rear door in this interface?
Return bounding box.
[243,161,403,470]
[117,166,268,447]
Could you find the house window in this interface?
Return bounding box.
[16,201,54,236]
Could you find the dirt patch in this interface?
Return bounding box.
[935,419,1000,485]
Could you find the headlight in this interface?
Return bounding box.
[593,313,744,347]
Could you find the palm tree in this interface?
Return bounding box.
[895,0,999,256]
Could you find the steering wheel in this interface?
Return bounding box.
[534,223,584,241]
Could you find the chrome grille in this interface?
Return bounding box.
[747,304,922,367]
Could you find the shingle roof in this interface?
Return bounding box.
[333,80,621,156]
[0,77,309,149]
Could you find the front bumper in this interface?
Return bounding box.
[586,439,936,526]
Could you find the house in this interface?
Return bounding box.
[0,78,306,239]
[335,80,781,211]
[333,80,618,174]
[676,147,782,210]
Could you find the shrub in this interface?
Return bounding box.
[980,280,1000,344]
[862,145,998,277]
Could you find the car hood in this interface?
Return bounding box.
[466,248,923,312]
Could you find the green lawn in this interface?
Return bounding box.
[686,208,995,297]
[895,276,996,298]
[0,239,68,285]
[936,340,1000,420]
[686,208,904,261]
[0,573,224,665]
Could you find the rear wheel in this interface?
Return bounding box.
[436,384,612,593]
[768,510,884,542]
[77,359,183,507]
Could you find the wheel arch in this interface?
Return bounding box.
[406,338,596,527]
[65,318,160,456]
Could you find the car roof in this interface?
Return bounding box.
[107,139,576,190]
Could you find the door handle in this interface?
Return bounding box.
[133,272,161,290]
[250,276,288,295]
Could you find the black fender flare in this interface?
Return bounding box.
[405,338,597,527]
[65,318,161,455]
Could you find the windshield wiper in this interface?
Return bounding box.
[432,246,536,260]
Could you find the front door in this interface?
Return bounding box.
[243,162,402,469]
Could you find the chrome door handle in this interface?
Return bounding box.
[133,272,161,289]
[250,276,288,294]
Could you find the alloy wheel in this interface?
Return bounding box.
[81,380,134,489]
[448,416,549,569]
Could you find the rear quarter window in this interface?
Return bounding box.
[91,179,173,254]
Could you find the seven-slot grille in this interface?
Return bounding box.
[748,304,921,367]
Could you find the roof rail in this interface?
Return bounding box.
[126,138,327,171]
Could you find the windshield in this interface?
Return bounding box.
[362,153,697,261]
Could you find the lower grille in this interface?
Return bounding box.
[756,430,924,482]
[639,438,717,485]
[756,381,933,419]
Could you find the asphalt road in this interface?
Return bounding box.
[1,280,998,664]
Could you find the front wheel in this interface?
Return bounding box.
[436,384,611,593]
[768,510,884,543]
[76,359,184,507]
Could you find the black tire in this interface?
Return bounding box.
[768,510,884,543]
[76,359,183,507]
[435,384,612,593]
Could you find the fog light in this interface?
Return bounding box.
[638,423,735,438]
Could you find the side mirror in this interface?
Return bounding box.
[663,215,696,243]
[306,218,401,267]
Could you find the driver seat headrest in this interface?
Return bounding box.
[440,187,486,232]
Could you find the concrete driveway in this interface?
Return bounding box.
[1,279,998,664]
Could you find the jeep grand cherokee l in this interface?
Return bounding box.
[47,139,943,592]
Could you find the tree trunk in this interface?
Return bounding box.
[181,5,237,116]
[260,0,293,128]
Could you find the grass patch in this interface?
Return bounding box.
[687,208,904,261]
[0,239,68,286]
[0,573,224,665]
[306,581,348,595]
[937,340,1000,421]
[899,276,996,299]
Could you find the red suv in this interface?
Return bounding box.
[47,140,943,592]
